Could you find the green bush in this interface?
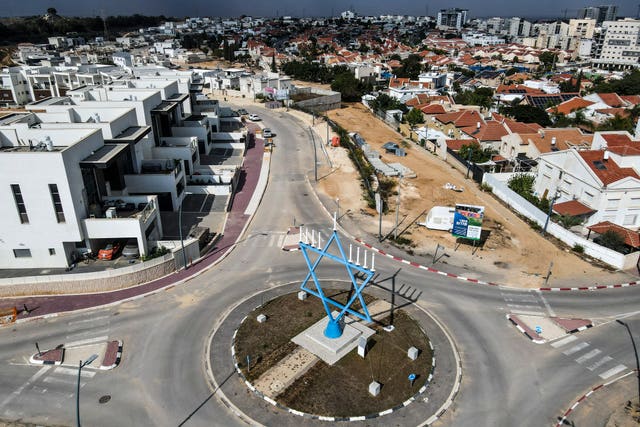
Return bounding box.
[572,244,584,253]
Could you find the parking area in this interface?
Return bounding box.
[160,193,229,240]
[200,148,244,166]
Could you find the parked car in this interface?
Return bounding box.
[262,128,273,138]
[98,242,122,260]
[248,114,261,121]
[237,108,248,115]
[382,142,400,153]
[121,240,140,258]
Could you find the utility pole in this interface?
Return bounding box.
[309,127,317,182]
[616,320,640,408]
[394,174,403,240]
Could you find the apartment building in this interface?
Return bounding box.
[437,8,469,30]
[578,5,618,24]
[592,18,640,70]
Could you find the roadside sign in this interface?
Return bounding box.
[452,204,484,241]
[375,193,382,214]
[535,326,542,334]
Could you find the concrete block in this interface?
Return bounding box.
[408,346,419,360]
[369,381,381,397]
[297,291,308,301]
[257,314,267,323]
[358,337,367,358]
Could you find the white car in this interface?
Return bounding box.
[248,114,261,121]
[262,128,272,138]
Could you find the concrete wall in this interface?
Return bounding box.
[484,173,640,270]
[0,253,176,297]
[293,88,341,112]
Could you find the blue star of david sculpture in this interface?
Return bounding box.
[299,226,374,339]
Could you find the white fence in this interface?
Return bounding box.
[483,173,639,270]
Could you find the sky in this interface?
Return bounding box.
[1,0,637,20]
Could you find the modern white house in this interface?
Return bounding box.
[0,123,163,269]
[533,131,640,229]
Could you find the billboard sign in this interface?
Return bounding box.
[451,204,484,240]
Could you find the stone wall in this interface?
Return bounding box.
[0,254,177,297]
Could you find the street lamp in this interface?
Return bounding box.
[76,353,98,427]
[616,319,640,408]
[542,188,562,235]
[394,174,403,240]
[336,198,340,221]
[178,192,193,270]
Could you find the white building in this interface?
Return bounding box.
[437,8,468,30]
[592,19,640,70]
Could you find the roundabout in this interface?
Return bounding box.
[206,280,461,426]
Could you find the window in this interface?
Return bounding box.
[49,184,65,223]
[624,214,638,226]
[13,249,31,258]
[11,184,28,223]
[48,248,56,255]
[607,198,620,209]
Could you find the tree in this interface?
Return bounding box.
[455,87,494,110]
[270,54,277,72]
[558,215,582,229]
[538,51,558,71]
[47,8,57,15]
[369,93,405,113]
[596,230,627,254]
[592,70,640,95]
[395,54,423,80]
[597,114,634,133]
[405,108,425,140]
[508,173,536,203]
[331,71,362,102]
[501,105,552,127]
[459,142,492,163]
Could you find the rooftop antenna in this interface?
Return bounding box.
[101,9,109,40]
[562,8,568,19]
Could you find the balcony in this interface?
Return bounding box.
[84,196,159,240]
[140,159,182,175]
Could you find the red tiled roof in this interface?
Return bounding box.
[445,139,474,151]
[389,77,410,88]
[602,133,640,156]
[552,200,595,216]
[587,221,640,248]
[421,104,447,114]
[597,93,625,108]
[578,150,640,185]
[548,97,595,115]
[436,110,484,128]
[621,95,640,106]
[502,118,541,134]
[596,108,631,118]
[461,121,508,142]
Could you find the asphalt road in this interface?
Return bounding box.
[0,104,639,427]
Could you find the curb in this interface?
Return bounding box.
[355,238,639,293]
[555,371,634,427]
[231,311,437,421]
[282,245,300,252]
[567,324,593,334]
[100,340,123,370]
[506,314,545,344]
[29,348,64,366]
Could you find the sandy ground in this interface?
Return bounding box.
[221,93,636,288]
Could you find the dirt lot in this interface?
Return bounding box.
[314,103,632,288]
[223,93,635,288]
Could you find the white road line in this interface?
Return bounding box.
[502,295,537,302]
[599,364,628,379]
[0,366,51,410]
[277,235,286,247]
[563,342,590,355]
[43,376,84,386]
[67,315,110,326]
[575,349,602,364]
[54,367,96,378]
[64,335,109,347]
[509,309,546,316]
[536,290,556,317]
[551,335,578,348]
[587,356,613,371]
[507,303,543,311]
[65,328,110,340]
[268,234,280,247]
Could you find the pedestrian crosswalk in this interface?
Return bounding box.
[500,289,553,316]
[550,335,629,380]
[241,231,287,249]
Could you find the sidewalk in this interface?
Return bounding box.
[4,128,266,323]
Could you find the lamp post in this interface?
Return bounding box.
[76,353,98,427]
[394,174,403,240]
[336,198,340,221]
[178,191,193,270]
[542,188,561,236]
[616,319,640,407]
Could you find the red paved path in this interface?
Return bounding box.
[8,129,264,321]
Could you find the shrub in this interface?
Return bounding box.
[480,183,493,192]
[572,244,584,253]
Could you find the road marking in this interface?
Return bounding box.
[43,376,83,386]
[54,367,96,378]
[599,364,627,379]
[587,356,613,371]
[563,342,589,355]
[502,295,537,302]
[64,335,109,347]
[575,349,602,364]
[67,315,110,326]
[536,290,556,317]
[0,366,50,410]
[551,335,578,348]
[277,234,286,247]
[509,309,546,316]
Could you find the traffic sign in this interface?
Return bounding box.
[535,326,542,334]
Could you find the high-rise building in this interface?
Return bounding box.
[592,18,640,70]
[436,8,469,30]
[577,5,618,24]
